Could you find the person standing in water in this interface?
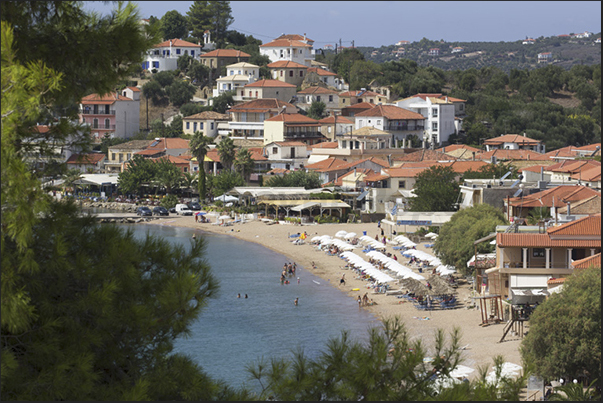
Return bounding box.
[294,298,299,306]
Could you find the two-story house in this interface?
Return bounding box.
[263,141,308,171]
[538,52,552,63]
[199,49,251,70]
[226,98,298,140]
[213,62,259,97]
[296,86,340,113]
[338,89,389,108]
[142,38,202,72]
[267,60,308,87]
[105,140,152,173]
[393,95,456,147]
[239,79,297,103]
[483,134,546,153]
[304,67,347,90]
[65,153,106,174]
[317,114,354,141]
[487,214,601,304]
[79,87,140,142]
[183,111,230,138]
[259,34,314,67]
[341,102,375,117]
[354,104,426,148]
[263,113,323,146]
[544,160,601,185]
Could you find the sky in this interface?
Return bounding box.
[84,1,601,48]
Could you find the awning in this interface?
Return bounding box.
[511,289,548,297]
[357,189,369,200]
[485,267,500,274]
[291,202,319,212]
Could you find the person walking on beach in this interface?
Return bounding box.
[357,296,362,307]
[339,274,346,287]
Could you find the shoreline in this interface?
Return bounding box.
[146,215,524,377]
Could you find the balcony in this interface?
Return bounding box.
[88,124,116,130]
[81,109,116,115]
[385,124,424,132]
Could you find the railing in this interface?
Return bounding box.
[384,124,424,131]
[90,124,116,130]
[81,110,116,115]
[502,261,569,270]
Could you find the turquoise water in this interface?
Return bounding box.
[122,223,381,390]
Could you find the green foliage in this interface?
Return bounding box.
[409,165,460,211]
[547,378,600,401]
[187,1,233,46]
[527,206,551,225]
[434,204,507,273]
[307,101,326,120]
[165,80,196,107]
[210,170,244,197]
[180,102,210,118]
[332,48,365,85]
[142,79,166,106]
[180,172,199,198]
[160,193,179,209]
[247,316,525,400]
[154,158,183,194]
[1,201,226,400]
[264,170,322,189]
[462,162,518,180]
[520,267,601,383]
[160,10,188,40]
[212,91,234,114]
[117,154,157,196]
[217,136,236,171]
[189,132,214,200]
[234,148,255,182]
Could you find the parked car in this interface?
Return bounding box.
[187,201,202,211]
[152,206,169,216]
[136,206,152,216]
[168,207,176,214]
[175,203,193,216]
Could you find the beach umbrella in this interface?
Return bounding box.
[344,232,357,239]
[425,232,439,239]
[218,215,231,220]
[335,230,348,238]
[310,236,322,242]
[214,194,239,202]
[486,362,523,384]
[436,265,456,276]
[359,235,375,244]
[195,211,207,216]
[402,240,417,248]
[394,235,411,242]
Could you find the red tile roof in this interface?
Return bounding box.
[66,153,105,164]
[265,113,319,124]
[393,149,457,162]
[318,115,354,125]
[268,141,307,147]
[297,86,339,95]
[244,79,296,88]
[342,102,375,110]
[437,144,481,153]
[260,39,312,48]
[205,149,220,162]
[81,93,131,104]
[572,253,601,269]
[549,159,600,173]
[354,104,425,120]
[547,214,601,237]
[147,137,190,150]
[267,168,291,175]
[306,67,337,76]
[483,134,542,145]
[135,149,164,156]
[475,149,549,161]
[153,154,190,165]
[200,49,251,58]
[275,34,314,42]
[154,38,201,48]
[127,86,141,92]
[411,93,466,103]
[496,233,601,248]
[570,165,601,182]
[309,141,338,149]
[519,164,550,173]
[248,147,268,161]
[384,167,429,178]
[507,185,601,208]
[183,111,230,120]
[305,157,348,171]
[267,60,308,68]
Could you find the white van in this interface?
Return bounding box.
[175,203,193,216]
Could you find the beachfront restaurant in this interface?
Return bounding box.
[381,212,455,235]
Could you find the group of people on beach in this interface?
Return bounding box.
[357,292,372,307]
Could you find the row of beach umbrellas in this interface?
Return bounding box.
[365,250,425,280]
[340,251,394,284]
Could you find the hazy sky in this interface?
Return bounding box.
[84,1,601,47]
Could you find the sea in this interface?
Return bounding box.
[115,221,381,391]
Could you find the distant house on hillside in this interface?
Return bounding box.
[143,39,202,72]
[395,40,410,46]
[428,48,440,56]
[538,52,552,63]
[451,46,464,53]
[522,38,536,45]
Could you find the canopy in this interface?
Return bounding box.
[214,194,239,202]
[425,232,439,239]
[195,211,207,216]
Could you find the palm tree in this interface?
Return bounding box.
[189,132,213,201]
[217,136,236,171]
[181,172,199,198]
[234,147,255,183]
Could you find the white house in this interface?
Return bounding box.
[393,94,457,147]
[183,111,230,138]
[212,62,259,97]
[296,86,340,112]
[259,34,315,67]
[354,104,426,148]
[79,87,140,141]
[263,141,308,170]
[142,39,202,72]
[483,134,545,153]
[226,98,298,140]
[305,67,348,90]
[522,38,536,45]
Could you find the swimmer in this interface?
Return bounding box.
[297,277,300,284]
[244,294,248,299]
[237,293,241,298]
[294,298,298,306]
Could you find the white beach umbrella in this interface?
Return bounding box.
[394,235,411,243]
[344,232,357,239]
[359,235,375,244]
[218,215,231,220]
[486,362,523,384]
[436,265,456,275]
[310,236,322,242]
[402,240,417,247]
[335,230,348,238]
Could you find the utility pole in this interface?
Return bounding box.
[352,40,354,49]
[339,38,342,50]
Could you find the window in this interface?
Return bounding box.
[176,49,181,55]
[289,70,293,77]
[399,181,406,189]
[317,96,321,102]
[533,248,545,258]
[255,91,258,97]
[104,118,110,129]
[280,70,283,77]
[93,118,99,128]
[459,104,464,111]
[191,51,194,57]
[377,120,381,126]
[112,153,116,161]
[272,147,278,154]
[249,91,252,97]
[432,122,438,131]
[329,95,333,102]
[193,122,197,131]
[186,122,190,130]
[152,61,159,68]
[432,108,438,117]
[210,122,214,130]
[126,153,131,159]
[300,71,304,77]
[200,122,204,130]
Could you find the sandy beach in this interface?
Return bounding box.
[148,215,523,378]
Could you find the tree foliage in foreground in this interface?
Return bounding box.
[247,317,526,401]
[0,201,246,400]
[520,266,601,383]
[409,165,460,212]
[434,204,507,273]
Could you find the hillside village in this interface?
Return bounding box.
[58,28,602,305]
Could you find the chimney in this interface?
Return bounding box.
[523,132,526,137]
[566,202,571,216]
[540,166,544,181]
[472,151,475,161]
